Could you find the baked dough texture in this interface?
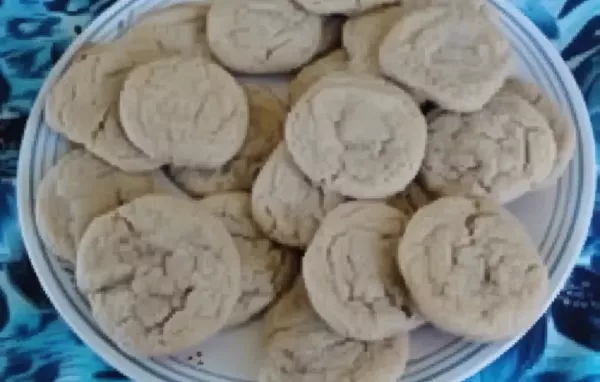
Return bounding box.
[207,0,323,73]
[343,5,404,74]
[289,49,348,105]
[46,41,165,172]
[386,180,436,216]
[197,192,298,327]
[260,280,410,382]
[286,73,427,199]
[35,150,154,264]
[121,3,210,57]
[398,196,549,341]
[379,6,512,112]
[251,143,345,248]
[303,201,423,341]
[168,83,285,197]
[421,92,557,203]
[120,56,249,168]
[76,195,242,356]
[499,77,576,189]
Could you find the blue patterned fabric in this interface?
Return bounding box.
[0,1,599,381]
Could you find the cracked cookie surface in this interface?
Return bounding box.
[261,280,409,382]
[379,6,512,112]
[76,194,242,356]
[46,41,166,172]
[397,196,549,340]
[251,143,345,248]
[120,56,249,168]
[168,84,285,197]
[285,73,427,199]
[35,150,154,265]
[120,3,210,58]
[499,77,576,189]
[303,201,423,341]
[206,0,322,74]
[197,192,298,327]
[295,0,399,15]
[421,92,557,203]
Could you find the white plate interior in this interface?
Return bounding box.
[17,0,596,381]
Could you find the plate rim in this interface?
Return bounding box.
[16,0,597,381]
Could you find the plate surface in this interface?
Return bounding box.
[16,0,596,381]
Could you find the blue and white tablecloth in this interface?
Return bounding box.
[0,1,599,381]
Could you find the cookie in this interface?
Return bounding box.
[197,192,298,327]
[343,5,404,74]
[35,150,154,264]
[303,201,423,341]
[398,196,549,341]
[295,0,399,15]
[379,6,512,112]
[499,77,576,189]
[120,56,249,168]
[46,41,166,172]
[421,92,557,203]
[236,76,292,108]
[260,280,410,382]
[168,84,285,197]
[206,0,323,74]
[251,143,345,248]
[289,49,348,105]
[386,180,436,216]
[76,194,241,356]
[120,3,211,58]
[285,72,427,199]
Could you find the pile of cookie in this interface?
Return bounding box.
[35,0,574,380]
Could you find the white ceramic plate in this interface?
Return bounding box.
[17,0,596,381]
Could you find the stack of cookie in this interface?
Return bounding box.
[35,0,572,380]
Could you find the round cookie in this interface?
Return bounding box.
[294,0,399,15]
[499,77,576,189]
[303,201,423,341]
[120,3,210,58]
[261,280,410,382]
[379,6,512,112]
[76,194,241,356]
[251,143,345,248]
[285,72,427,199]
[421,92,557,203]
[289,49,348,105]
[342,5,404,74]
[206,0,323,74]
[46,41,166,172]
[398,196,549,341]
[168,84,286,197]
[35,150,155,265]
[119,56,249,169]
[197,192,298,327]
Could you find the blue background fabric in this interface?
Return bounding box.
[0,0,599,381]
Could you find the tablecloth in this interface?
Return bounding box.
[0,0,599,381]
